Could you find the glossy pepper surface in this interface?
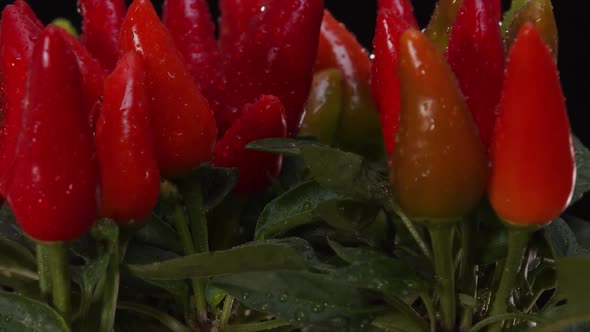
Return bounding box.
[78,0,126,72]
[316,10,382,158]
[218,0,265,53]
[299,68,343,146]
[391,28,488,221]
[219,0,324,136]
[488,23,574,226]
[163,0,220,95]
[424,0,465,50]
[6,26,99,242]
[446,0,504,148]
[372,6,417,157]
[96,52,159,222]
[14,0,44,29]
[0,4,41,194]
[213,95,287,194]
[120,0,217,177]
[377,0,418,27]
[504,0,558,61]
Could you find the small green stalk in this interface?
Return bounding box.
[36,244,51,301]
[44,241,71,322]
[487,227,531,332]
[219,295,234,332]
[429,225,456,331]
[460,219,478,330]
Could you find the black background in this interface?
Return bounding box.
[1,0,589,218]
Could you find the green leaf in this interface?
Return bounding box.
[571,136,590,205]
[71,253,110,320]
[371,312,428,332]
[116,302,190,332]
[211,271,386,330]
[533,257,590,331]
[565,216,590,249]
[248,139,392,203]
[328,239,389,263]
[134,216,183,254]
[0,291,70,332]
[255,181,340,240]
[315,200,377,232]
[125,241,312,280]
[201,166,239,211]
[0,203,28,246]
[0,235,37,281]
[544,219,590,257]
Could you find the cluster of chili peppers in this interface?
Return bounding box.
[0,0,577,330]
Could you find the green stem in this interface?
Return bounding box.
[460,219,478,330]
[226,320,289,332]
[420,292,436,332]
[172,198,208,329]
[117,302,191,332]
[180,181,209,253]
[36,244,51,301]
[45,241,71,322]
[487,228,531,332]
[99,231,121,332]
[429,225,456,331]
[219,295,234,332]
[391,202,432,259]
[384,294,428,331]
[470,312,547,332]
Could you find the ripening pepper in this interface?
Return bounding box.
[213,95,287,194]
[219,0,324,136]
[377,0,418,27]
[504,0,558,61]
[13,0,43,29]
[446,0,504,148]
[120,0,217,177]
[6,26,99,242]
[78,0,126,72]
[299,68,343,145]
[54,27,105,126]
[424,0,465,50]
[0,4,41,194]
[372,5,417,157]
[163,0,221,97]
[218,0,265,53]
[488,23,574,226]
[315,10,383,159]
[96,52,159,222]
[391,28,488,222]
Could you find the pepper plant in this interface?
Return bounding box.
[1,0,590,332]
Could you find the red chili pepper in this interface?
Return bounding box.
[0,4,41,195]
[96,52,159,222]
[372,6,417,157]
[391,27,488,221]
[377,0,418,27]
[54,27,105,127]
[219,0,324,136]
[78,0,126,72]
[6,26,98,242]
[315,10,382,158]
[218,0,265,53]
[163,0,220,96]
[13,0,44,29]
[120,0,217,177]
[446,0,504,148]
[213,95,287,194]
[488,23,574,226]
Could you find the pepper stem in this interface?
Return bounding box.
[460,218,477,330]
[36,244,51,301]
[429,225,456,331]
[219,295,234,332]
[487,227,531,332]
[44,241,71,322]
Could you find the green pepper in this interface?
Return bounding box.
[299,68,343,145]
[504,0,558,60]
[391,27,488,223]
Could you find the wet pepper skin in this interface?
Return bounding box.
[78,0,126,72]
[120,0,217,177]
[96,52,159,223]
[0,4,41,194]
[7,26,99,242]
[213,95,287,194]
[218,0,265,53]
[391,28,488,222]
[488,24,574,226]
[372,2,417,157]
[315,10,382,158]
[446,0,504,148]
